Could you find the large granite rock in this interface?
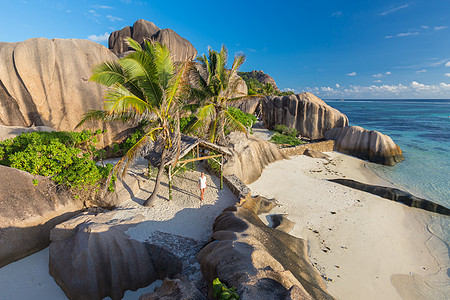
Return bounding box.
[139,276,205,300]
[241,70,280,92]
[228,96,262,115]
[223,132,288,184]
[109,19,197,62]
[49,210,203,300]
[197,195,334,300]
[329,179,450,215]
[0,165,82,267]
[324,126,404,165]
[0,38,126,146]
[262,92,349,139]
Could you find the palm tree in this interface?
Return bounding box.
[77,38,189,207]
[188,46,249,144]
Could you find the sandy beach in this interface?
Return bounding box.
[248,152,449,300]
[0,152,448,299]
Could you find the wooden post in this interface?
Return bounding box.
[168,165,172,201]
[220,155,223,190]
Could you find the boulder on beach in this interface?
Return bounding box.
[324,126,404,165]
[49,210,204,300]
[0,165,82,268]
[196,195,334,300]
[139,276,205,300]
[0,37,127,147]
[109,19,197,62]
[223,132,288,184]
[262,92,349,139]
[228,96,262,115]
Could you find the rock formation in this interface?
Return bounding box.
[49,211,203,300]
[324,126,404,165]
[223,132,288,184]
[262,93,349,139]
[139,276,205,300]
[0,165,82,267]
[241,70,280,91]
[0,124,54,141]
[0,38,127,146]
[109,19,197,62]
[329,179,450,215]
[228,96,262,115]
[197,195,334,300]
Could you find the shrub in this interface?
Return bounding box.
[0,130,115,196]
[273,125,298,137]
[213,278,239,300]
[269,133,304,146]
[227,107,257,133]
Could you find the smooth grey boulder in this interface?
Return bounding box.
[0,165,82,267]
[139,276,205,300]
[228,96,262,115]
[223,132,288,184]
[329,179,450,215]
[304,148,330,160]
[262,92,348,139]
[0,38,126,146]
[49,210,203,300]
[109,19,197,62]
[197,195,334,300]
[324,126,404,165]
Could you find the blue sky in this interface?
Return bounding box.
[1,0,450,98]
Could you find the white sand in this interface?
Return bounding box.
[248,152,449,300]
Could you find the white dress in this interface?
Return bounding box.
[199,176,207,189]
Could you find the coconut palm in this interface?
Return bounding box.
[188,46,249,144]
[77,38,189,207]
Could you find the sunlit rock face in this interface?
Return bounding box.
[262,92,349,139]
[109,19,197,62]
[325,125,404,165]
[0,38,126,146]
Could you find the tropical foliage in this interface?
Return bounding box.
[77,38,189,206]
[213,278,239,300]
[187,46,249,144]
[238,71,294,96]
[269,125,305,146]
[0,130,115,198]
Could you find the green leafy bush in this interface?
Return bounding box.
[227,107,257,131]
[238,72,295,96]
[270,133,304,146]
[213,278,239,300]
[273,125,298,137]
[0,130,115,195]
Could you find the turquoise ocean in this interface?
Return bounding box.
[325,99,450,256]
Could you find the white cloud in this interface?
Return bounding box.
[445,73,450,77]
[396,32,420,37]
[87,32,110,43]
[373,73,383,78]
[445,62,450,67]
[421,25,430,29]
[385,35,393,39]
[65,10,71,13]
[347,72,357,76]
[417,69,427,73]
[95,5,114,9]
[336,84,340,88]
[380,3,410,16]
[302,81,450,99]
[434,26,448,31]
[106,15,123,22]
[385,71,391,75]
[374,80,382,83]
[331,11,342,17]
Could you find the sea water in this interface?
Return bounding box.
[325,99,450,207]
[325,99,450,255]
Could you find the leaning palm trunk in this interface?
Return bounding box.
[144,146,168,206]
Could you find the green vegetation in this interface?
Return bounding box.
[213,278,239,300]
[187,46,249,144]
[226,107,257,134]
[269,125,305,146]
[238,71,295,96]
[0,130,115,197]
[78,38,190,207]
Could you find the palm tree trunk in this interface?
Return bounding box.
[143,146,168,207]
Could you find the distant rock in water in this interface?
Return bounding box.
[325,126,404,165]
[109,19,197,62]
[329,179,450,216]
[0,38,127,146]
[223,132,288,184]
[0,165,82,268]
[197,195,334,299]
[262,92,349,139]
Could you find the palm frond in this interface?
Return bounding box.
[126,37,143,52]
[90,60,127,87]
[104,84,152,115]
[224,109,247,133]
